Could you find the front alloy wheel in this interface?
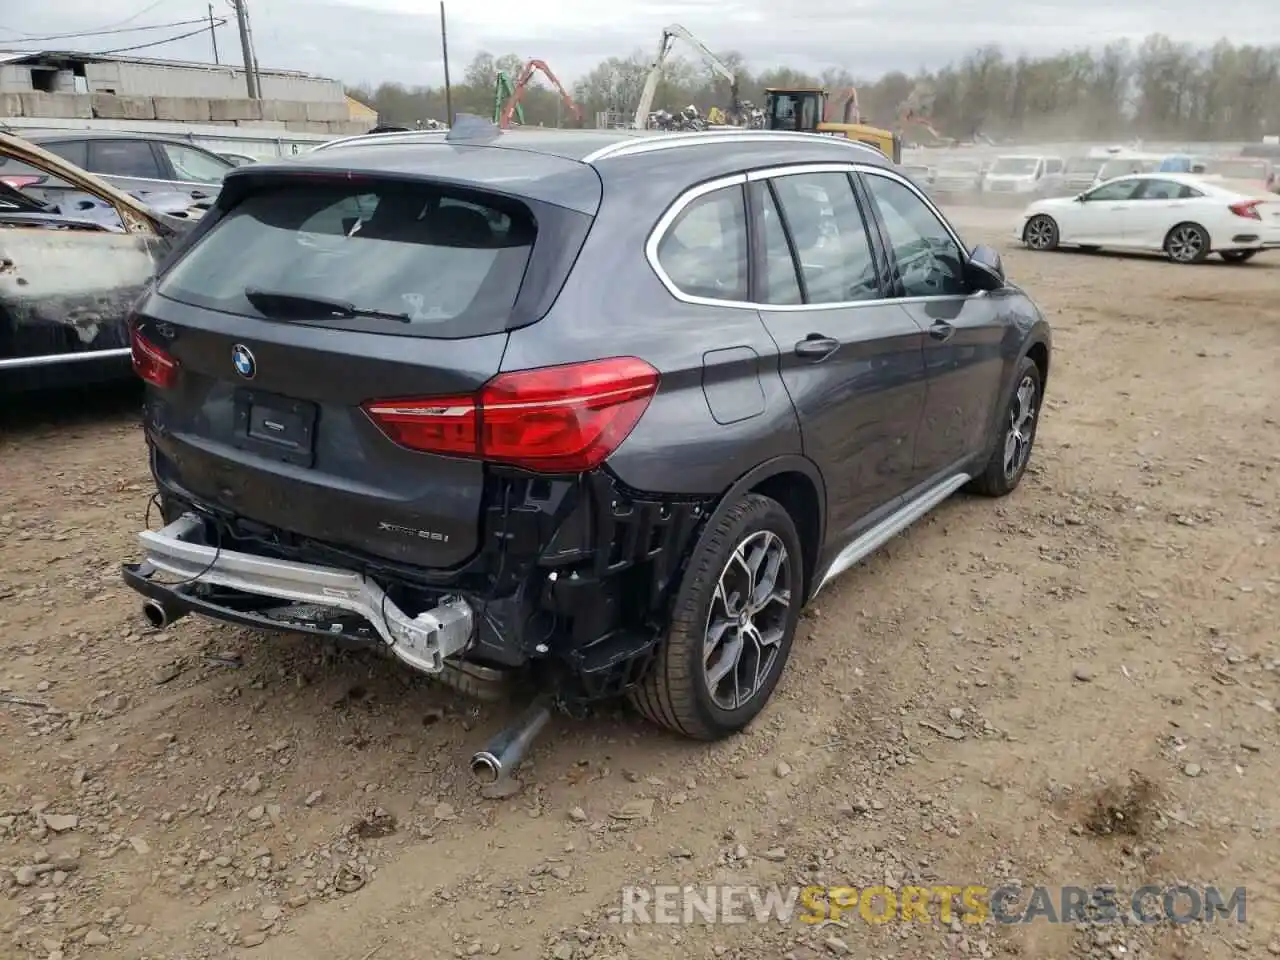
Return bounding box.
[1023,214,1058,251]
[968,355,1043,498]
[1003,375,1037,482]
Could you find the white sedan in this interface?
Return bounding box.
[1015,172,1280,264]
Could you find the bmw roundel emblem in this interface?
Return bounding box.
[231,344,256,379]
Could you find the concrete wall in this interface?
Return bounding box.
[81,61,345,103]
[0,92,372,135]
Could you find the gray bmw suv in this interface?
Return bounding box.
[123,124,1050,778]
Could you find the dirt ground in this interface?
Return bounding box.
[2,206,1278,960]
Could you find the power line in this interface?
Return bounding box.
[0,18,217,45]
[89,23,227,56]
[0,0,173,39]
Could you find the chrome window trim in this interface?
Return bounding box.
[645,161,976,313]
[583,130,885,164]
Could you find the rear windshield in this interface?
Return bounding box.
[157,180,536,338]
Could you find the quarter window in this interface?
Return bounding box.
[863,173,967,298]
[39,140,89,169]
[656,185,748,301]
[769,172,880,304]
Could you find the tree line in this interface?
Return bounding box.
[347,35,1280,142]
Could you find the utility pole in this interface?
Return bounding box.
[232,0,260,99]
[439,2,452,126]
[207,3,220,64]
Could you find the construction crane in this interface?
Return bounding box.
[493,71,523,126]
[631,24,740,130]
[497,59,584,129]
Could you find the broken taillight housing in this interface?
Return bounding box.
[129,323,178,389]
[1228,200,1262,220]
[363,357,660,473]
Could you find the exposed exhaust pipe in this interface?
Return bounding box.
[142,597,187,630]
[470,700,552,785]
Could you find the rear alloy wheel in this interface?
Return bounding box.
[967,356,1042,498]
[631,493,803,740]
[1023,214,1059,251]
[1220,250,1257,264]
[1164,223,1210,264]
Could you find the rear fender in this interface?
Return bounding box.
[686,454,827,598]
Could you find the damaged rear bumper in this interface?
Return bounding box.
[122,513,474,674]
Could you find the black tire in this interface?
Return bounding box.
[630,493,804,740]
[1163,222,1210,264]
[967,356,1043,498]
[1022,214,1059,251]
[1220,250,1257,263]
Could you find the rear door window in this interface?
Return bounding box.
[768,172,880,303]
[90,139,164,179]
[157,180,536,338]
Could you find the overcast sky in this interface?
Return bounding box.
[4,0,1279,88]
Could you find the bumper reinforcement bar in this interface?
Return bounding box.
[124,513,475,674]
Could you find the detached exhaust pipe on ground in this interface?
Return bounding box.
[470,700,552,784]
[141,597,187,630]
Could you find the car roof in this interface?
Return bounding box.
[262,128,895,212]
[22,130,210,148]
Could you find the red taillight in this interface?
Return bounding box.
[0,174,43,190]
[363,357,660,473]
[1229,200,1262,220]
[129,324,178,389]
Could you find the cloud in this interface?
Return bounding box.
[3,0,1276,89]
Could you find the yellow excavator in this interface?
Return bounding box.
[762,87,901,163]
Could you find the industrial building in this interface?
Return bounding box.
[0,50,375,138]
[0,50,345,103]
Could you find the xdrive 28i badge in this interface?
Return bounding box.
[231,344,256,379]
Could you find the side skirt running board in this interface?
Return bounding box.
[813,473,970,596]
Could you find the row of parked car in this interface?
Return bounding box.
[0,131,267,391]
[903,146,1279,202]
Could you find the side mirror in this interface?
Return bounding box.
[1076,193,1088,202]
[966,244,1005,291]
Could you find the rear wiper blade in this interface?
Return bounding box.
[243,287,412,323]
